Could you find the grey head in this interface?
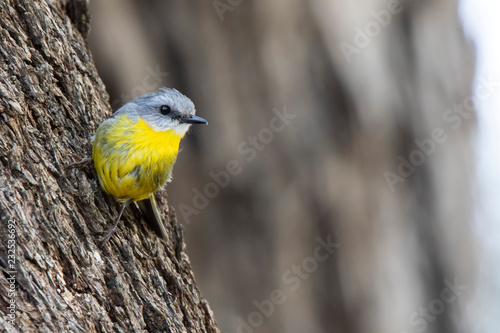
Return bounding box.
[113,88,207,135]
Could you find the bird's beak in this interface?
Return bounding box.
[180,115,208,125]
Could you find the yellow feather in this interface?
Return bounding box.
[92,114,183,202]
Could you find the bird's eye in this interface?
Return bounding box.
[160,105,171,115]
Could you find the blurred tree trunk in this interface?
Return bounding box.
[0,1,218,332]
[89,0,477,332]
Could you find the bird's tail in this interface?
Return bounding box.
[136,195,168,241]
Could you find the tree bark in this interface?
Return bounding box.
[0,1,218,332]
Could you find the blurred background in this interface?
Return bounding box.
[87,1,498,332]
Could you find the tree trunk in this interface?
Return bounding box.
[0,1,218,332]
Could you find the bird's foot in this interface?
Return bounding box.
[67,156,93,169]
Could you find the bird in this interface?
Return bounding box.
[92,88,207,245]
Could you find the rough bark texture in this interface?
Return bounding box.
[89,0,477,332]
[0,1,218,332]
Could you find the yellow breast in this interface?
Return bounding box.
[92,114,183,202]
